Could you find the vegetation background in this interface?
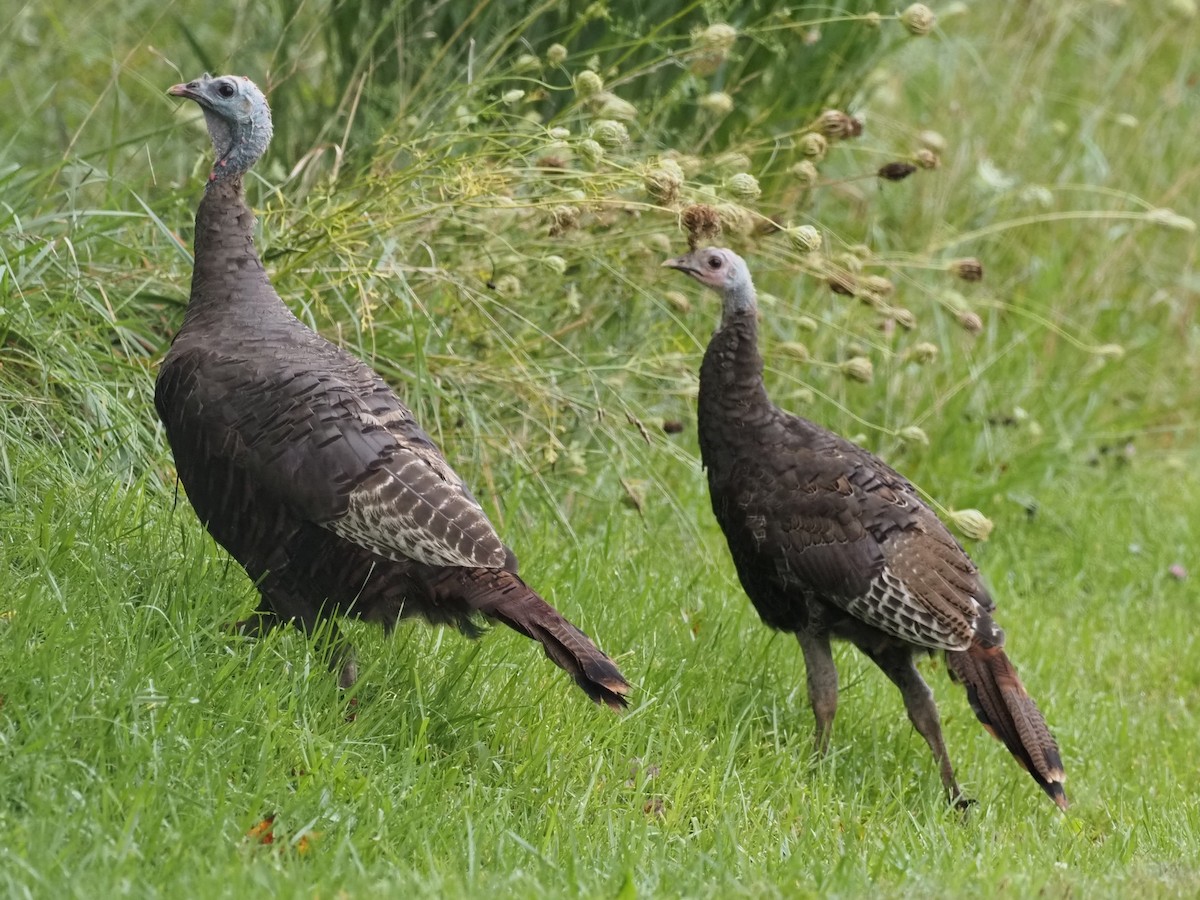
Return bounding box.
[2,0,1199,895]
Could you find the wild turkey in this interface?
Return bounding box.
[664,246,1066,808]
[156,73,628,709]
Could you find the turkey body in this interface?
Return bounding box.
[670,246,1066,808]
[156,81,627,708]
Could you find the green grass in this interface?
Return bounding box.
[3,0,1200,896]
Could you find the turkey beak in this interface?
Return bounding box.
[168,82,200,102]
[662,256,700,277]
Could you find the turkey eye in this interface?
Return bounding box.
[708,257,722,269]
[218,82,235,98]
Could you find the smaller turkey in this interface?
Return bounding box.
[156,73,629,709]
[665,246,1066,809]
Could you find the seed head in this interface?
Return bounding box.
[906,341,939,363]
[681,204,723,247]
[785,224,822,254]
[665,290,692,313]
[690,23,738,75]
[891,307,917,330]
[493,274,523,298]
[816,109,860,140]
[502,89,525,105]
[589,118,629,147]
[578,139,605,164]
[956,309,984,333]
[918,130,947,152]
[547,127,571,140]
[574,70,604,98]
[898,425,929,446]
[725,172,762,201]
[914,148,940,170]
[840,356,874,383]
[1095,343,1125,360]
[862,274,895,297]
[790,160,820,186]
[715,151,752,172]
[878,161,918,181]
[549,205,581,237]
[695,23,738,51]
[900,4,937,36]
[547,43,568,65]
[828,271,858,296]
[779,342,809,361]
[797,315,819,332]
[949,508,994,542]
[864,11,882,27]
[1147,208,1197,232]
[715,203,754,236]
[594,92,638,120]
[513,54,541,72]
[800,133,829,161]
[948,257,983,281]
[699,92,735,116]
[643,159,686,204]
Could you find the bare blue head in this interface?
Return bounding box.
[168,73,273,187]
[663,247,757,322]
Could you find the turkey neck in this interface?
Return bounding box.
[698,310,776,461]
[184,176,279,325]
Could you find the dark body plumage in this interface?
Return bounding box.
[667,247,1066,808]
[156,74,628,708]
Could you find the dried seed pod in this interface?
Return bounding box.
[779,341,809,361]
[900,3,937,36]
[862,274,895,297]
[549,205,581,236]
[643,159,686,204]
[790,160,820,186]
[681,204,723,246]
[828,271,858,296]
[906,341,939,363]
[799,132,829,161]
[914,148,941,169]
[948,258,984,282]
[917,130,947,152]
[664,290,692,313]
[816,109,857,140]
[956,309,984,333]
[547,43,568,65]
[840,356,874,383]
[891,307,917,330]
[878,161,918,181]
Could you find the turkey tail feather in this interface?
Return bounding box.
[460,570,630,710]
[946,645,1068,810]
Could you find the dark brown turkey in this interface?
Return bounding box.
[156,73,628,709]
[665,246,1066,809]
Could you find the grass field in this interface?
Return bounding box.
[3,1,1200,896]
